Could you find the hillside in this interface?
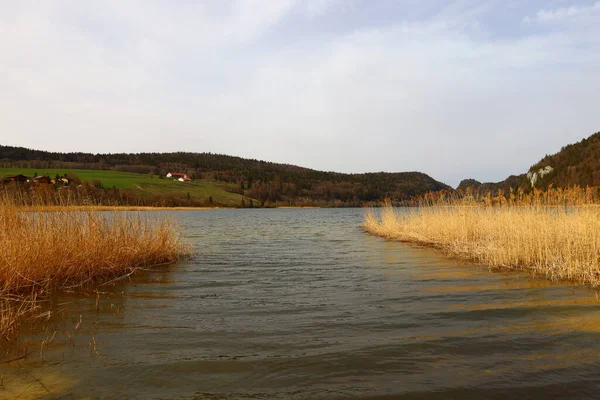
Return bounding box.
[0,146,451,207]
[457,131,600,193]
[527,132,600,189]
[0,167,252,207]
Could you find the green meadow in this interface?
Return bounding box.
[0,168,250,206]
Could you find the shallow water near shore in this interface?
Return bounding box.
[3,208,600,399]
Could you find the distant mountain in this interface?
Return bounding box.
[457,131,600,193]
[0,145,451,206]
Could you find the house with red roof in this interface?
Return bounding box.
[166,172,192,182]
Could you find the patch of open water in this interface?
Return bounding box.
[2,209,600,399]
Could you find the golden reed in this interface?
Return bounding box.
[0,195,189,341]
[364,187,600,286]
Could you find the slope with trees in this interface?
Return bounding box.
[0,146,451,207]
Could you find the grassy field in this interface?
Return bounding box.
[0,167,153,188]
[0,168,251,206]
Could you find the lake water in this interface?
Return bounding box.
[3,208,600,399]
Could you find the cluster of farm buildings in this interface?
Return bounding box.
[1,174,69,185]
[1,172,192,186]
[166,172,192,182]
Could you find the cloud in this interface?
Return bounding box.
[303,0,351,18]
[234,20,598,179]
[524,1,600,23]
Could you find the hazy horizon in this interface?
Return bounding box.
[1,1,599,187]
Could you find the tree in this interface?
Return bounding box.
[66,172,82,185]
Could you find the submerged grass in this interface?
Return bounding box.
[364,188,600,287]
[0,199,189,341]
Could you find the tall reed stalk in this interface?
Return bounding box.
[364,187,600,287]
[0,197,189,341]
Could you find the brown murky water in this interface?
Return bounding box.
[2,209,600,399]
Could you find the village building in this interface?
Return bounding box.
[167,172,191,182]
[51,177,70,185]
[5,174,29,183]
[32,175,52,184]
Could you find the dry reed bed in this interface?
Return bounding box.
[364,200,600,287]
[0,203,189,341]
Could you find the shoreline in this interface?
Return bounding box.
[16,205,330,212]
[17,205,219,212]
[364,203,600,288]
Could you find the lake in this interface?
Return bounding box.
[3,208,600,399]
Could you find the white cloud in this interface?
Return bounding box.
[305,0,339,18]
[524,1,600,23]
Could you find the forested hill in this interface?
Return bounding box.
[527,132,600,189]
[457,131,600,193]
[456,174,527,194]
[0,145,451,206]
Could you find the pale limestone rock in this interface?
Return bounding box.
[527,166,554,187]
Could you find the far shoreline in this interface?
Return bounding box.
[16,205,332,212]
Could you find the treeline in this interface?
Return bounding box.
[0,146,451,206]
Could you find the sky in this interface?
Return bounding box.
[0,1,599,187]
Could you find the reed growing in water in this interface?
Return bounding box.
[364,187,600,286]
[0,198,189,341]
